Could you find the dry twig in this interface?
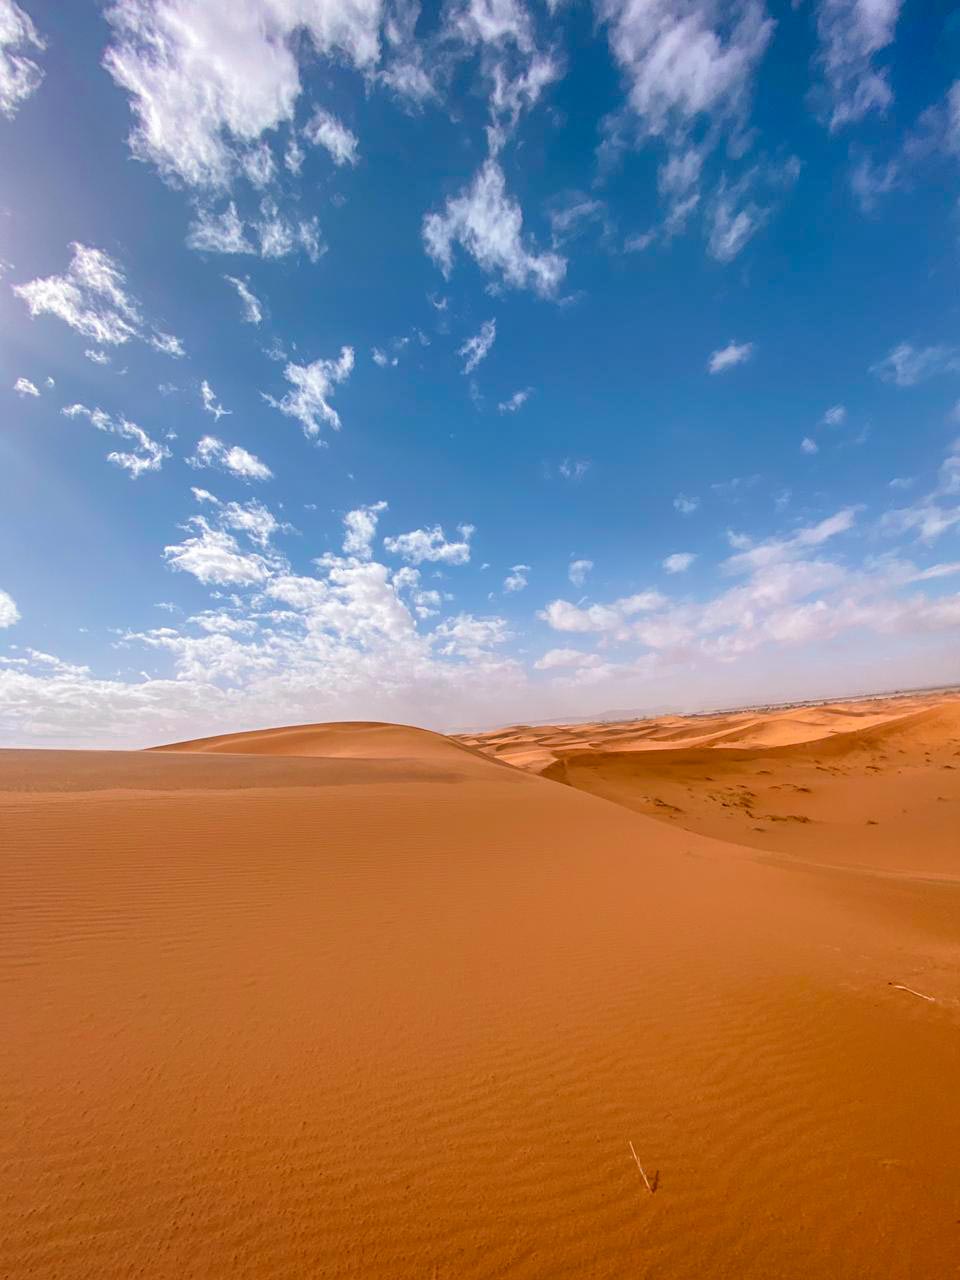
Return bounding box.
[888,982,936,1003]
[628,1140,656,1193]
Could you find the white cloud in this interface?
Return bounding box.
[813,0,902,130]
[189,434,272,481]
[673,493,699,515]
[534,647,603,671]
[189,201,322,261]
[263,348,354,437]
[150,330,186,358]
[216,497,283,548]
[164,517,274,585]
[849,153,900,211]
[0,0,45,119]
[880,438,960,543]
[0,587,19,628]
[596,0,773,141]
[434,612,510,660]
[200,380,230,420]
[568,558,593,586]
[498,387,532,413]
[342,501,387,560]
[242,141,274,188]
[708,339,753,374]
[823,403,846,425]
[85,349,111,365]
[801,436,819,454]
[188,204,255,254]
[383,523,474,565]
[103,0,382,189]
[663,552,695,573]
[558,458,591,481]
[458,319,496,374]
[303,108,359,165]
[256,199,324,262]
[13,243,183,354]
[62,403,171,477]
[423,159,566,297]
[503,563,530,593]
[13,376,38,397]
[539,590,665,634]
[871,343,960,387]
[224,274,262,324]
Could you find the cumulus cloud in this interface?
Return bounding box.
[423,159,566,297]
[0,586,19,628]
[263,348,355,437]
[0,0,45,119]
[189,434,272,481]
[164,517,275,585]
[663,552,695,573]
[871,343,960,388]
[568,558,593,586]
[303,108,359,165]
[103,0,382,190]
[459,319,496,374]
[813,0,902,130]
[434,612,510,660]
[13,243,183,354]
[342,501,387,560]
[13,376,38,396]
[62,402,171,477]
[708,339,753,373]
[383,523,474,565]
[503,563,530,593]
[224,274,262,324]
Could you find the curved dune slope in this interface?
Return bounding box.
[152,719,486,764]
[2,708,960,1278]
[465,694,960,876]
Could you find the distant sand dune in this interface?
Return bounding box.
[2,693,959,1277]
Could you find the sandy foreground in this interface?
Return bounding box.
[2,700,959,1277]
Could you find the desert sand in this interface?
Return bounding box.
[2,698,959,1277]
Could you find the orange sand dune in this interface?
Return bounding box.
[3,707,960,1278]
[464,693,960,876]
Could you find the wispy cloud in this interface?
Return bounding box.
[812,0,903,131]
[871,342,960,387]
[62,402,170,478]
[0,0,45,119]
[708,340,754,374]
[424,160,566,297]
[224,274,262,324]
[14,243,184,355]
[458,319,496,374]
[263,348,355,438]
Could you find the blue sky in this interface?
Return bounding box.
[1,0,959,747]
